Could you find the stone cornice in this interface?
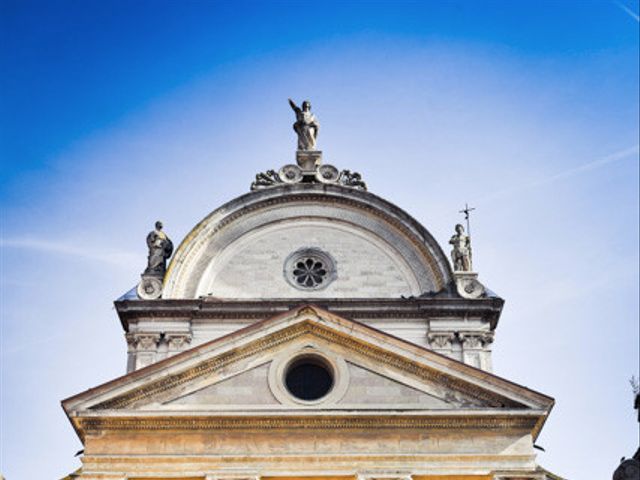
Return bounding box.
[73,412,542,440]
[114,297,504,332]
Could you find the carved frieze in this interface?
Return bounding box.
[78,413,539,434]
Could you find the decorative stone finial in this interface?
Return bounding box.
[137,221,173,299]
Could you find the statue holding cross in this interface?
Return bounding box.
[449,203,475,272]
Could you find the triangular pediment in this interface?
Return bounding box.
[63,306,553,439]
[159,359,464,410]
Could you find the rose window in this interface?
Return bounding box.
[293,258,327,288]
[284,248,336,291]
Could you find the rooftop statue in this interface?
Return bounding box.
[144,221,173,277]
[249,99,366,191]
[288,98,319,151]
[449,224,472,272]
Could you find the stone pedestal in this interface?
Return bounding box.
[137,274,163,300]
[453,271,485,299]
[296,150,322,171]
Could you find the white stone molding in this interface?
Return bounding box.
[358,471,413,480]
[493,473,546,480]
[205,475,259,480]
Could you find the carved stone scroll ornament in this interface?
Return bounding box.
[316,164,339,183]
[134,333,161,351]
[250,169,281,190]
[338,169,367,189]
[279,164,303,184]
[453,271,486,299]
[136,276,163,300]
[250,164,367,191]
[427,332,455,349]
[459,332,494,349]
[166,333,192,353]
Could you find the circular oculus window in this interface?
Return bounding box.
[268,348,349,406]
[284,248,336,290]
[284,355,334,401]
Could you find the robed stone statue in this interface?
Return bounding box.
[449,224,472,272]
[144,221,173,277]
[289,98,319,150]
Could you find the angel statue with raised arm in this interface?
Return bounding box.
[288,98,319,151]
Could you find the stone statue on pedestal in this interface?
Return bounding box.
[250,99,366,191]
[138,221,173,300]
[144,221,173,277]
[288,98,319,151]
[449,224,472,272]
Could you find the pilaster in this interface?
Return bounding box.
[427,331,455,357]
[125,333,161,370]
[165,332,192,357]
[460,331,494,371]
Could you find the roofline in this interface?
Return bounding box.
[114,296,505,332]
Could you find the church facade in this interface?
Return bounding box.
[62,102,559,480]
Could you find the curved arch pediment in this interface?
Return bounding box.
[163,185,453,299]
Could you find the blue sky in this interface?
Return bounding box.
[1,1,639,479]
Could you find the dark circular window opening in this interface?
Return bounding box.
[284,356,334,401]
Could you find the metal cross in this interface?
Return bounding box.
[459,202,476,236]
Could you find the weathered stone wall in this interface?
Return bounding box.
[79,428,537,478]
[198,221,415,299]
